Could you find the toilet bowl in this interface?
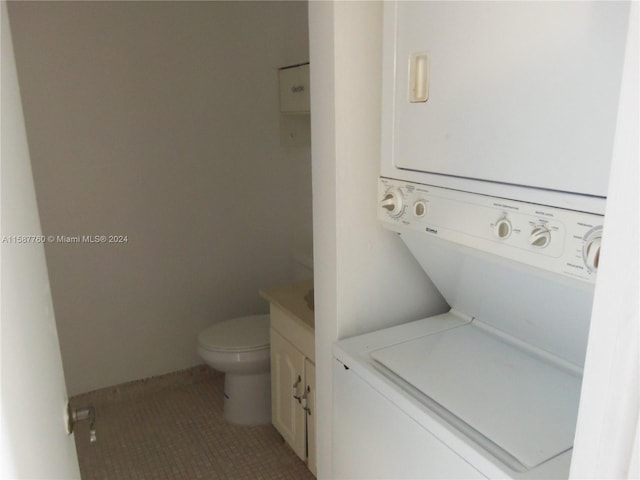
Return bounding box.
[197,314,271,426]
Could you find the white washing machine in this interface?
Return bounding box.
[333,1,630,479]
[332,3,630,478]
[333,179,603,478]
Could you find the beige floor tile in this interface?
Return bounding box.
[72,368,314,480]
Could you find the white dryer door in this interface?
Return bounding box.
[386,1,629,196]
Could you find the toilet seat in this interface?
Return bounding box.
[198,314,270,353]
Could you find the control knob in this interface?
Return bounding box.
[413,200,427,218]
[529,225,551,249]
[583,227,602,273]
[381,188,404,217]
[494,217,512,239]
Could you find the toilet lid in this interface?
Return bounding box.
[198,314,270,352]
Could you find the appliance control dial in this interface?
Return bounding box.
[381,188,404,217]
[494,217,512,239]
[582,227,602,272]
[529,225,551,249]
[413,200,427,218]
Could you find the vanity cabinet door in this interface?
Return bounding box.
[271,329,306,460]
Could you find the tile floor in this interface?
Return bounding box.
[71,366,315,480]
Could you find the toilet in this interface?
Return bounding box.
[197,314,271,426]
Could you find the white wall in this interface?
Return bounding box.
[8,1,311,396]
[308,2,448,477]
[1,3,80,476]
[570,3,639,477]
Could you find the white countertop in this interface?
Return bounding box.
[259,279,314,331]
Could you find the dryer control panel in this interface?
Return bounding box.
[379,177,603,284]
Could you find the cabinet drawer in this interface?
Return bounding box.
[270,304,314,362]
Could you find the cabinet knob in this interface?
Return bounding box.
[293,375,302,403]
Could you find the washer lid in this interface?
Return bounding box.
[198,314,270,352]
[371,322,582,470]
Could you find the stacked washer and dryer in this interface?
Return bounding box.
[333,2,632,479]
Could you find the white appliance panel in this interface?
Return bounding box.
[380,178,599,367]
[333,358,487,479]
[379,178,603,283]
[333,315,574,479]
[381,1,630,209]
[403,231,594,367]
[371,323,581,469]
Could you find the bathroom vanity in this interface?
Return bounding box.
[260,280,316,477]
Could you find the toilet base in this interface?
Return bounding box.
[223,371,271,425]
